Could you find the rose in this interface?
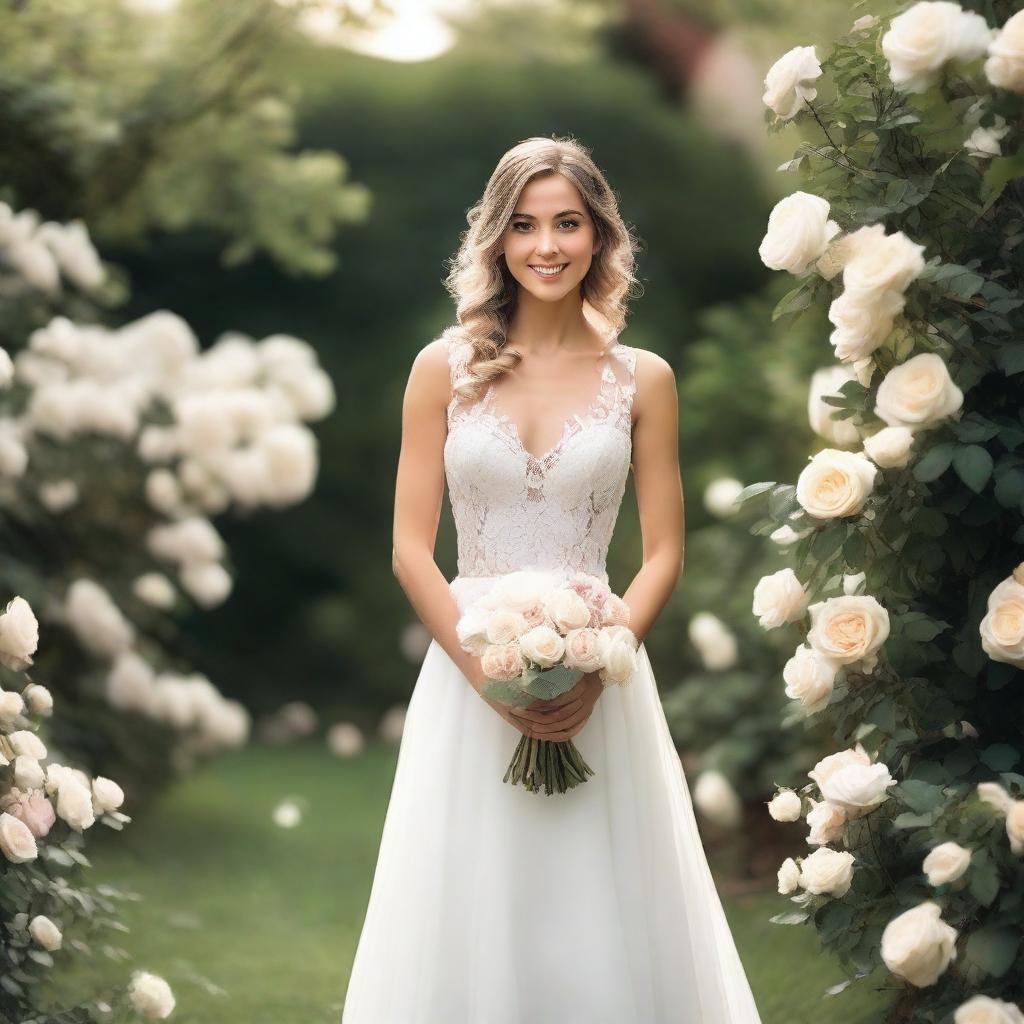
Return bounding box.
[8,730,46,760]
[598,633,637,686]
[56,777,95,831]
[92,776,125,814]
[842,225,927,297]
[687,612,738,670]
[518,625,565,669]
[455,606,491,657]
[828,286,906,362]
[923,842,972,886]
[23,683,53,716]
[796,449,877,519]
[545,588,591,633]
[979,573,1024,667]
[752,568,809,630]
[563,628,603,673]
[128,970,176,1020]
[0,596,38,670]
[484,610,528,646]
[955,995,1024,1024]
[566,572,611,613]
[808,365,862,447]
[806,798,848,846]
[863,426,916,468]
[29,915,62,951]
[0,811,38,862]
[798,847,855,897]
[881,900,959,986]
[964,116,1010,158]
[783,645,839,713]
[874,353,964,432]
[600,594,631,628]
[985,10,1024,92]
[777,857,801,895]
[807,595,890,671]
[693,770,742,828]
[767,789,802,822]
[480,643,524,682]
[758,191,840,275]
[883,1,994,94]
[0,688,25,722]
[1007,801,1024,854]
[809,743,872,788]
[489,570,558,613]
[762,45,822,120]
[13,756,45,791]
[820,761,897,818]
[770,524,813,546]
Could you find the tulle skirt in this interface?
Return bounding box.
[341,576,762,1024]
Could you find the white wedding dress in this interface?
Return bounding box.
[341,327,762,1023]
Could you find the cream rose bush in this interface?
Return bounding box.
[746,5,1024,1015]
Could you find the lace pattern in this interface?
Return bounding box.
[442,329,637,590]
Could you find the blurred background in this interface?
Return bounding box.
[0,0,890,1021]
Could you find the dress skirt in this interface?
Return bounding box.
[341,576,763,1024]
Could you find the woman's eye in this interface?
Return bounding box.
[511,220,580,231]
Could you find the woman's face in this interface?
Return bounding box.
[501,173,600,301]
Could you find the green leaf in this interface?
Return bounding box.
[896,780,945,814]
[913,443,955,482]
[965,929,1020,978]
[952,445,994,493]
[980,744,1020,772]
[772,282,814,322]
[735,480,776,505]
[994,468,1024,508]
[996,344,1024,376]
[968,849,1000,907]
[770,911,810,925]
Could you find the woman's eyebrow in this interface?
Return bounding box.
[510,209,584,219]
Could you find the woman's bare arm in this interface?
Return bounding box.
[392,339,485,689]
[620,351,685,643]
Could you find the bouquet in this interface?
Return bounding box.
[455,569,639,796]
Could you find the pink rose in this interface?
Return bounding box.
[601,594,631,628]
[567,573,611,612]
[563,628,603,672]
[481,643,525,682]
[521,603,547,629]
[2,788,56,839]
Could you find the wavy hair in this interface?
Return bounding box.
[442,134,642,403]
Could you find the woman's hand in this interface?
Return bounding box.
[506,671,603,742]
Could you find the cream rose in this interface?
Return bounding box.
[8,730,46,760]
[456,606,491,657]
[563,628,603,673]
[693,770,742,828]
[55,776,96,831]
[0,596,38,670]
[979,575,1024,667]
[767,789,803,822]
[843,226,927,298]
[599,633,637,686]
[806,797,848,846]
[809,743,872,789]
[488,570,558,613]
[828,286,906,363]
[703,476,744,518]
[881,900,959,986]
[808,365,862,447]
[484,610,529,646]
[752,568,809,630]
[807,595,890,671]
[29,914,62,951]
[783,644,839,714]
[883,2,994,94]
[798,846,856,897]
[0,811,38,862]
[758,191,840,275]
[986,10,1024,92]
[23,683,53,716]
[545,588,591,633]
[820,761,897,818]
[864,425,916,468]
[92,776,125,814]
[128,970,176,1020]
[874,352,963,431]
[923,841,971,885]
[1007,801,1024,855]
[762,45,822,120]
[518,625,565,669]
[955,995,1024,1024]
[688,612,738,670]
[777,856,801,894]
[480,643,524,682]
[796,449,877,519]
[601,594,631,628]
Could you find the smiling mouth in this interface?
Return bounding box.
[530,263,568,278]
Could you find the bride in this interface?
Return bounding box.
[341,135,762,1022]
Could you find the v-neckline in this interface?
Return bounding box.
[483,336,621,467]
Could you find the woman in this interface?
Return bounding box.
[342,135,762,1023]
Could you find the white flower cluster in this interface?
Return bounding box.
[0,201,105,296]
[13,310,333,517]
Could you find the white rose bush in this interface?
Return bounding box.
[455,568,638,796]
[0,592,182,1023]
[0,199,334,796]
[741,3,1024,1016]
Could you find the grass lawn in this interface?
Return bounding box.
[36,741,890,1022]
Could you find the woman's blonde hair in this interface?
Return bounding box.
[442,134,642,403]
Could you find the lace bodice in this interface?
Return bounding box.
[442,327,637,604]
